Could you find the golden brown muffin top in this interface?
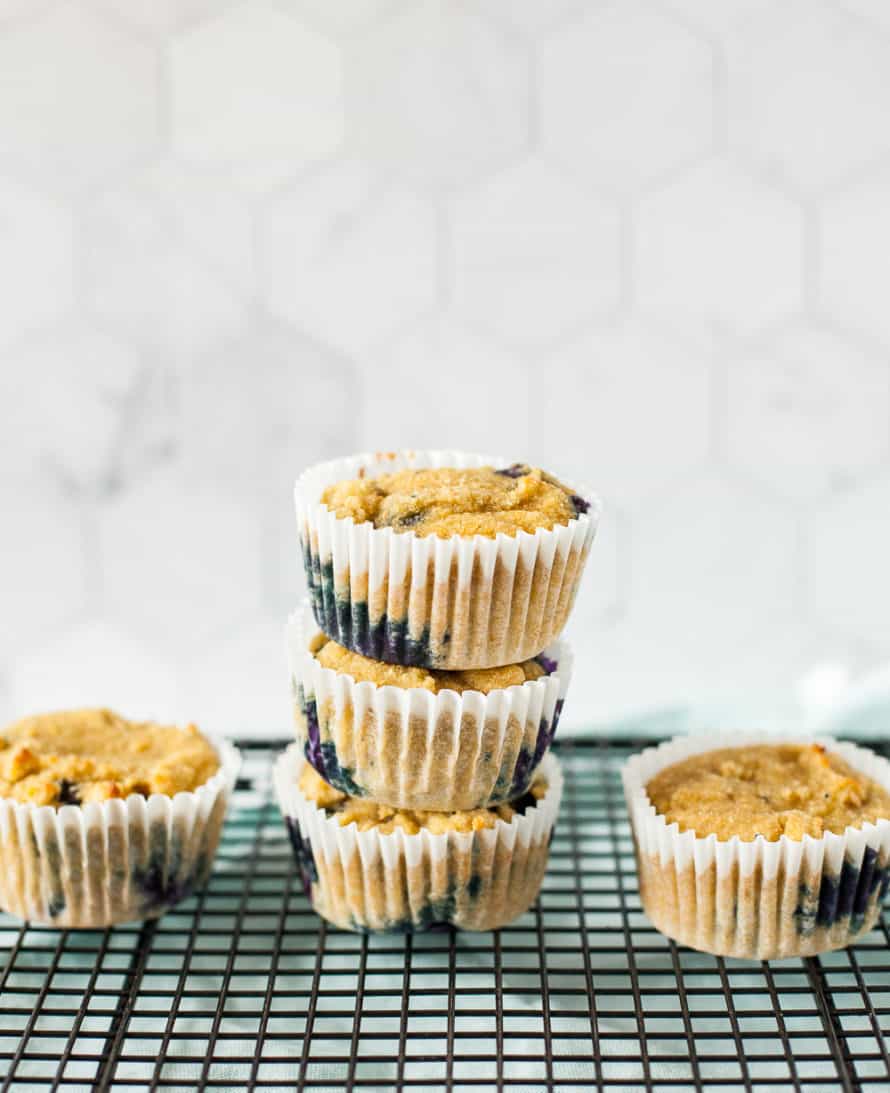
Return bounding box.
[312,636,547,693]
[0,708,220,806]
[299,764,547,835]
[320,464,583,538]
[646,743,890,841]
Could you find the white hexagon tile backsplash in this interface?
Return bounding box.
[3,0,890,738]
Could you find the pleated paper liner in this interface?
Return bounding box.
[623,733,890,959]
[295,450,600,670]
[287,602,572,811]
[275,744,562,933]
[0,738,240,928]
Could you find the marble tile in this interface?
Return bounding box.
[3,0,890,733]
[727,0,890,193]
[725,326,890,502]
[0,4,158,192]
[539,1,714,194]
[170,1,343,192]
[0,179,72,349]
[346,0,527,190]
[452,158,620,348]
[260,158,437,354]
[635,161,804,344]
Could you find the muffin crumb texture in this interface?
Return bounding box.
[313,636,547,693]
[299,764,546,835]
[321,464,581,538]
[0,708,220,806]
[647,744,890,841]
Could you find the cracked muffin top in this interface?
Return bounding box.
[299,763,547,835]
[311,634,548,693]
[0,708,220,806]
[320,463,586,538]
[646,744,890,841]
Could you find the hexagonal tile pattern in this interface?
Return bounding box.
[0,179,72,348]
[452,158,620,348]
[0,485,86,663]
[843,0,890,33]
[184,616,291,738]
[360,316,528,454]
[98,470,265,650]
[1,322,172,497]
[821,169,890,347]
[531,322,711,506]
[171,2,343,192]
[92,0,232,36]
[627,470,797,659]
[726,327,890,502]
[10,621,179,724]
[635,162,803,342]
[0,4,158,192]
[83,181,247,356]
[806,474,890,646]
[539,2,713,194]
[727,0,890,193]
[477,0,584,36]
[142,160,256,295]
[347,0,527,190]
[656,0,772,39]
[288,0,407,38]
[260,159,437,354]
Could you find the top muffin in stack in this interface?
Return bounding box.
[278,450,599,932]
[296,451,598,669]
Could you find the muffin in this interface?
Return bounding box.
[275,744,562,932]
[623,734,890,959]
[0,708,240,928]
[295,450,599,669]
[287,603,571,811]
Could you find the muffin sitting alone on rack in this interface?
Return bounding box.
[0,708,240,928]
[624,735,890,959]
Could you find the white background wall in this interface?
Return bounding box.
[3,0,890,738]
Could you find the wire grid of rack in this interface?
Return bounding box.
[0,737,889,1092]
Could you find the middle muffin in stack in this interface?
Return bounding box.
[276,452,599,933]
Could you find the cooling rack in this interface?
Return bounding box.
[1,737,888,1091]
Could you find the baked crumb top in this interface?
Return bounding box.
[299,764,547,834]
[312,636,547,693]
[646,743,890,841]
[320,464,584,538]
[0,708,220,806]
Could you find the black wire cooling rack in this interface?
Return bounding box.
[1,737,889,1092]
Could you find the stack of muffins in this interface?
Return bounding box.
[275,451,600,932]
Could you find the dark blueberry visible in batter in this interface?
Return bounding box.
[495,463,530,478]
[570,494,590,515]
[285,816,318,902]
[301,693,366,797]
[57,779,80,806]
[535,654,559,676]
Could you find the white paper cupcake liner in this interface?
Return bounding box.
[0,738,241,928]
[295,450,600,670]
[287,602,572,811]
[623,734,890,960]
[274,743,563,933]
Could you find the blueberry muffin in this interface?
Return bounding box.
[295,451,599,669]
[0,709,239,928]
[624,737,890,959]
[275,745,563,933]
[288,604,571,811]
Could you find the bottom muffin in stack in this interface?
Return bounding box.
[275,745,561,932]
